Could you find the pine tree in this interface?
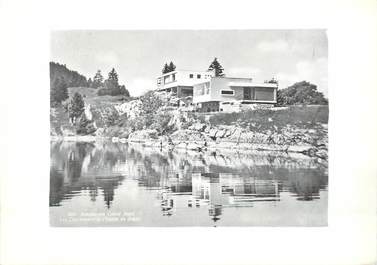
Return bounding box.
[208,57,225,77]
[92,70,104,88]
[104,68,120,94]
[162,63,170,74]
[107,68,119,84]
[168,61,176,72]
[162,62,176,74]
[67,92,85,123]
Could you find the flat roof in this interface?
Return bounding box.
[228,81,278,88]
[157,69,212,78]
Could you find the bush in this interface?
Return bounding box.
[150,112,174,135]
[277,81,328,106]
[76,114,96,135]
[102,106,120,127]
[139,91,165,115]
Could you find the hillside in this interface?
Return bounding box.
[50,86,129,136]
[50,88,328,161]
[67,87,127,107]
[50,62,89,87]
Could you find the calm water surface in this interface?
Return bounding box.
[50,141,328,226]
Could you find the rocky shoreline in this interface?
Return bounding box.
[118,122,327,161]
[51,121,328,164]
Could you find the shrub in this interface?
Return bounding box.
[76,114,96,135]
[150,112,174,135]
[102,106,120,127]
[277,81,328,106]
[139,91,165,115]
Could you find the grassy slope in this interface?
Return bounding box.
[208,105,329,131]
[68,87,126,107]
[51,87,127,135]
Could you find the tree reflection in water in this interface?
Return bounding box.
[50,141,328,225]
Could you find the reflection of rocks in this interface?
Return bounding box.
[50,141,328,221]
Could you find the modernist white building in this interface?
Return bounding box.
[193,77,278,112]
[156,70,214,98]
[156,69,278,112]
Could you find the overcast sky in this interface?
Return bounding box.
[51,30,327,97]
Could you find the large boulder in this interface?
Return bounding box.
[114,99,142,119]
[209,128,218,138]
[128,129,158,142]
[84,103,93,121]
[171,129,206,142]
[215,129,226,138]
[193,123,206,132]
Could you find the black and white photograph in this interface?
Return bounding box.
[1,1,376,264]
[50,30,329,227]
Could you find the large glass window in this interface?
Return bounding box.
[254,87,274,101]
[194,82,210,96]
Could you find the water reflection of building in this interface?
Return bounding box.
[158,172,280,223]
[50,141,328,225]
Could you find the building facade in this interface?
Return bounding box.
[156,70,214,98]
[156,69,278,112]
[193,77,278,112]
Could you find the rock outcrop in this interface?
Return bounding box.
[135,121,329,160]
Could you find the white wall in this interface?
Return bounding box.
[157,70,213,90]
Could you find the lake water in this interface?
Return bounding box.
[50,141,328,227]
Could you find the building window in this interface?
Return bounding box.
[189,74,194,78]
[221,90,234,96]
[164,75,170,84]
[197,74,201,79]
[205,86,209,94]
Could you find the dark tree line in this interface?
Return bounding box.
[50,62,131,106]
[96,68,130,97]
[50,62,90,106]
[50,62,89,88]
[50,76,69,106]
